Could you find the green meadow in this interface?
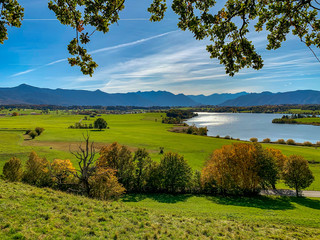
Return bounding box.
[0,112,319,190]
[1,112,320,239]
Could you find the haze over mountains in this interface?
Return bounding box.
[0,84,319,107]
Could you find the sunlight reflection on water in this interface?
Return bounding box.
[185,112,320,143]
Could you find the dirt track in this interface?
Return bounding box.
[261,189,320,198]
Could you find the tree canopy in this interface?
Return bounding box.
[1,0,319,76]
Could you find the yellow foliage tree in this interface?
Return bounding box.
[89,168,125,200]
[23,151,52,187]
[51,159,76,185]
[266,148,288,173]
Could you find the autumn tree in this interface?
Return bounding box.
[98,142,135,191]
[2,1,319,76]
[94,118,108,131]
[266,148,288,174]
[201,143,279,195]
[88,168,125,200]
[2,157,23,182]
[282,155,314,197]
[51,159,76,188]
[158,152,193,193]
[23,151,52,187]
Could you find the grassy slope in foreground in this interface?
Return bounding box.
[1,180,320,239]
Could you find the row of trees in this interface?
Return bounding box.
[69,118,108,130]
[1,139,314,199]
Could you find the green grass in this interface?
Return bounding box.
[1,112,320,239]
[287,109,318,114]
[1,180,320,239]
[295,117,320,124]
[0,113,319,190]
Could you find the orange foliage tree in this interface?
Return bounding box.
[201,143,279,195]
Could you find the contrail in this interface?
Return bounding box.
[10,30,178,77]
[89,30,177,54]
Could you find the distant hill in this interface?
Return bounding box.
[0,84,199,107]
[188,92,248,105]
[0,85,319,107]
[220,90,320,106]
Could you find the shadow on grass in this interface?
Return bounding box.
[205,195,295,210]
[122,193,320,210]
[122,193,192,204]
[291,197,320,210]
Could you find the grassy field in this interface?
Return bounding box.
[1,112,320,239]
[295,117,320,125]
[1,180,320,239]
[0,112,319,190]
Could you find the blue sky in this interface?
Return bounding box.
[1,0,320,95]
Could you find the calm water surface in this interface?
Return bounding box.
[185,112,320,143]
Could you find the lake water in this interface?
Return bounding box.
[185,112,320,143]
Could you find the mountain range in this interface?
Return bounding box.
[0,84,319,107]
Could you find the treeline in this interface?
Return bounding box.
[272,114,319,124]
[170,124,208,136]
[0,105,170,111]
[2,139,314,199]
[190,105,320,114]
[162,109,198,124]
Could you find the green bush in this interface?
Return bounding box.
[28,130,38,139]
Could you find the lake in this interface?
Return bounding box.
[185,112,320,143]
